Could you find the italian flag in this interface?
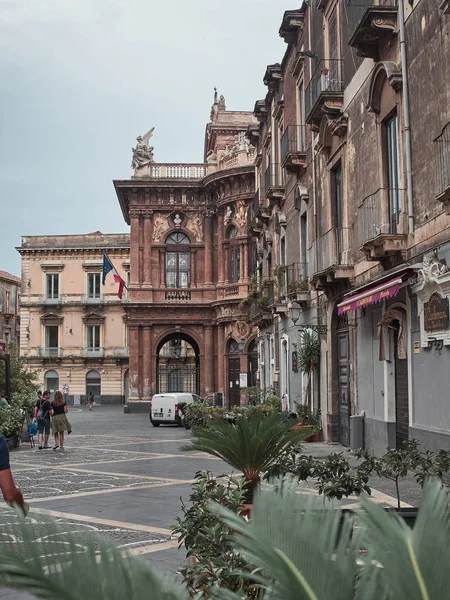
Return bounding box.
[102,254,126,299]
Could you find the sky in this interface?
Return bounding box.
[0,0,289,275]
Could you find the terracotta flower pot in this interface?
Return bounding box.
[239,504,253,519]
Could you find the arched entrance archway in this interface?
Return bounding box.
[156,332,200,395]
[44,370,59,400]
[86,370,101,404]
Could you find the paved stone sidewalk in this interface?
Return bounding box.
[0,407,423,599]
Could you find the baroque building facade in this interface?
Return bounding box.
[114,94,259,410]
[17,233,130,403]
[0,270,21,349]
[250,0,450,453]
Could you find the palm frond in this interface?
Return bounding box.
[357,479,450,600]
[0,511,186,600]
[212,478,358,600]
[181,413,310,488]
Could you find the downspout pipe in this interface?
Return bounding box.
[398,0,414,235]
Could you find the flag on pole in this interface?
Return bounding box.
[102,254,127,299]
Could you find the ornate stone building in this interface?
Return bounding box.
[0,270,21,348]
[251,0,450,452]
[114,93,258,410]
[17,233,130,403]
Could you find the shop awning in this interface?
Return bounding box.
[337,276,403,315]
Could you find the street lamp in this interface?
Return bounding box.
[289,301,301,326]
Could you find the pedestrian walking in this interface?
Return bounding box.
[34,390,52,450]
[0,392,9,408]
[88,392,94,411]
[51,391,72,452]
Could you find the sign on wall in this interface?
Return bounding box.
[424,293,449,332]
[62,384,69,395]
[239,373,248,388]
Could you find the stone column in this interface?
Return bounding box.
[204,326,214,395]
[204,211,213,287]
[130,211,140,287]
[243,242,249,282]
[217,324,225,395]
[217,215,224,285]
[143,326,151,399]
[143,212,153,286]
[128,326,140,401]
[224,245,229,284]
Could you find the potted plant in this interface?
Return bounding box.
[298,330,320,409]
[292,404,321,441]
[181,412,313,505]
[0,405,25,449]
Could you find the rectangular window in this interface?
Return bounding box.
[385,113,402,233]
[298,82,305,150]
[46,274,59,299]
[5,291,10,314]
[332,163,344,263]
[45,326,58,350]
[87,325,101,349]
[88,273,101,299]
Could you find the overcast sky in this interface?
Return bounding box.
[0,0,289,275]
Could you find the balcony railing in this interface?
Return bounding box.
[39,347,62,358]
[280,125,306,163]
[435,122,450,206]
[224,285,239,296]
[81,347,104,358]
[264,164,285,198]
[346,1,398,58]
[150,164,206,179]
[346,0,397,38]
[306,59,344,124]
[357,188,403,247]
[165,289,191,301]
[287,262,309,295]
[311,228,352,274]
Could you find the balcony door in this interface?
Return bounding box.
[228,339,241,408]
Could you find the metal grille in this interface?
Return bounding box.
[157,364,200,394]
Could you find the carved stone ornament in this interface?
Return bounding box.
[417,255,450,285]
[152,214,169,242]
[366,62,402,113]
[188,213,203,242]
[328,114,348,138]
[236,200,248,228]
[131,128,155,169]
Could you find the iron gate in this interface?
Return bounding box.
[157,363,200,395]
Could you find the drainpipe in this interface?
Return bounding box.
[398,0,414,235]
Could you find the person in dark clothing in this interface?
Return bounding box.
[34,390,52,450]
[88,392,94,411]
[0,434,28,514]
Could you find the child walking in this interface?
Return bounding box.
[51,391,72,452]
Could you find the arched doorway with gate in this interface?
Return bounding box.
[156,332,200,395]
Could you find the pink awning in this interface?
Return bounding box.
[337,277,403,315]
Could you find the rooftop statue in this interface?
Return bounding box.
[131,128,155,169]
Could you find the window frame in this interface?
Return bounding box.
[165,232,191,289]
[87,324,101,350]
[227,226,241,284]
[384,111,402,234]
[87,272,101,299]
[46,273,59,299]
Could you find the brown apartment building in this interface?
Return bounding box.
[250,0,450,453]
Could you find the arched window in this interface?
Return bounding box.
[44,370,59,399]
[227,226,240,283]
[165,232,190,288]
[86,370,101,400]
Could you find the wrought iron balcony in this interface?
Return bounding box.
[347,0,398,60]
[249,300,272,326]
[306,59,344,131]
[310,228,354,292]
[264,164,285,205]
[280,126,307,173]
[357,188,407,261]
[434,122,450,213]
[39,347,62,358]
[286,262,310,304]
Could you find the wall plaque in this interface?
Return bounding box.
[424,293,449,332]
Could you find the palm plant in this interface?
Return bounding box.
[0,480,449,599]
[180,413,311,502]
[298,330,320,409]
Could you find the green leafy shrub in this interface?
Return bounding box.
[184,402,226,429]
[0,406,24,438]
[10,392,35,419]
[172,471,255,597]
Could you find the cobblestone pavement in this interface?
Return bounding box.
[0,406,424,599]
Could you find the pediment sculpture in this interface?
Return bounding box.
[131,128,155,169]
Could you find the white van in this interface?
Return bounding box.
[149,393,202,427]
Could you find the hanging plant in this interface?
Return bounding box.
[298,330,320,409]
